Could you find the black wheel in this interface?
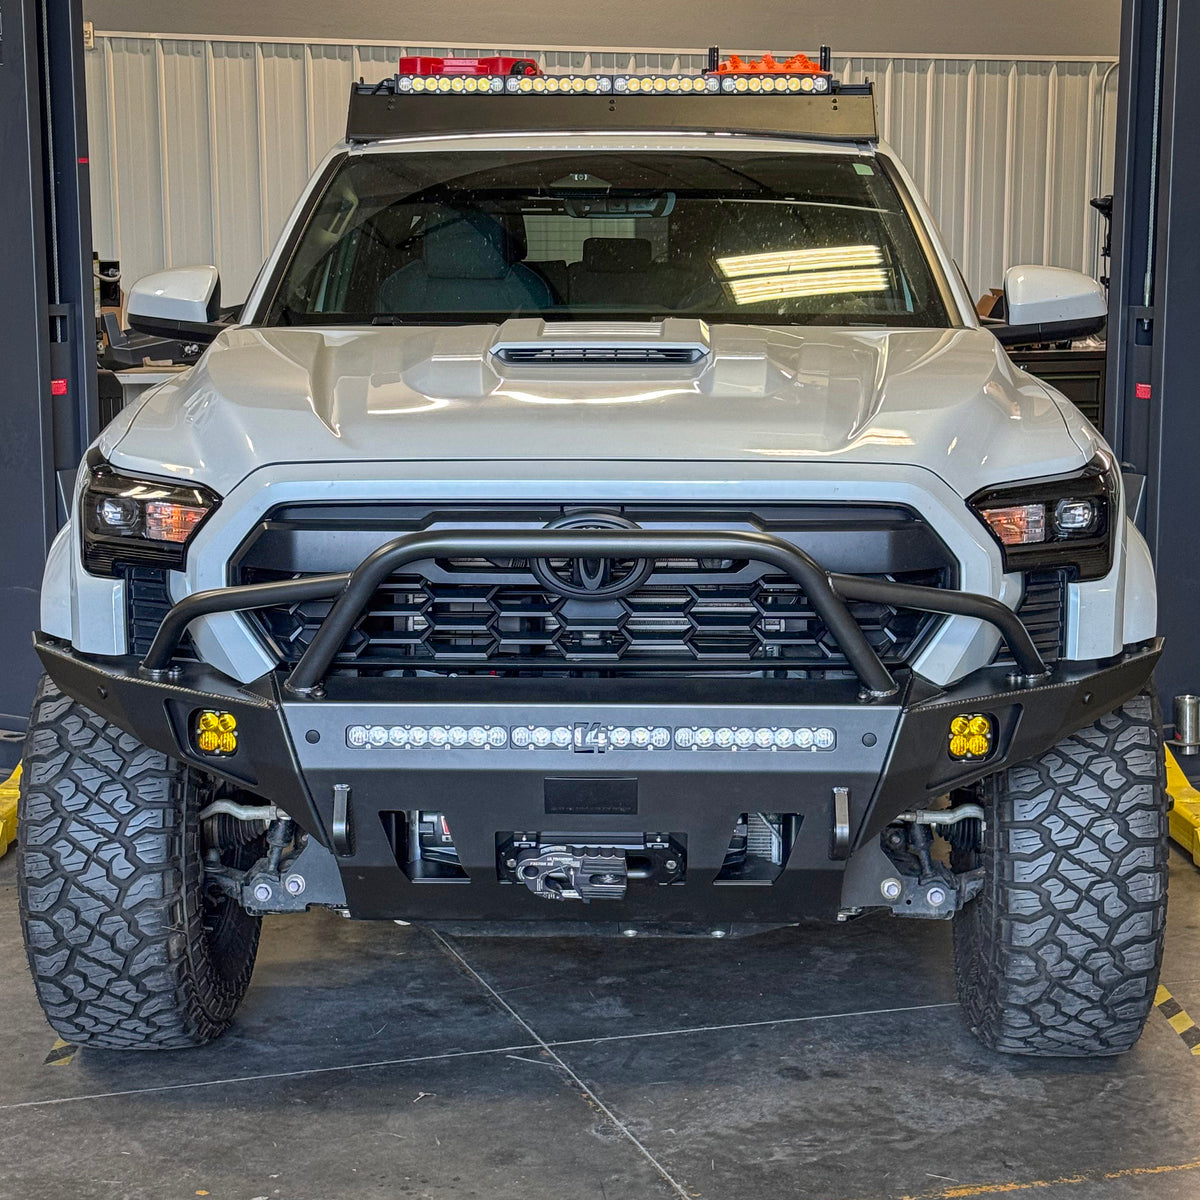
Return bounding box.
[953,689,1168,1056]
[17,676,262,1049]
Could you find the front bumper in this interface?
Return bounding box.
[35,633,1161,924]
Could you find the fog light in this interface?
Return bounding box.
[195,710,237,756]
[949,713,993,760]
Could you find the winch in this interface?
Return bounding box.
[498,833,686,901]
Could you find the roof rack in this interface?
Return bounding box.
[345,45,877,144]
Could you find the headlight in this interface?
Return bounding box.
[968,453,1119,582]
[81,454,220,577]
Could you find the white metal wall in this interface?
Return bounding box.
[85,35,1121,304]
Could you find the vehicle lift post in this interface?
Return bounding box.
[0,0,97,768]
[1107,0,1200,719]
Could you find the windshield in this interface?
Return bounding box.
[263,149,951,328]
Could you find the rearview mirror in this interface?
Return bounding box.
[991,265,1107,347]
[126,265,225,342]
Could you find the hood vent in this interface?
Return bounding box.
[495,345,705,365]
[490,317,711,368]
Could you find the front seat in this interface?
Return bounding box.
[380,213,553,314]
[568,237,655,306]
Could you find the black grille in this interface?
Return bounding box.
[241,563,948,678]
[493,346,705,365]
[126,567,196,660]
[992,569,1066,666]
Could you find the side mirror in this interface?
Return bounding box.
[991,266,1107,347]
[126,265,225,342]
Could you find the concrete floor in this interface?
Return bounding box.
[0,850,1198,1200]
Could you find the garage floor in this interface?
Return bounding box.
[1,850,1198,1200]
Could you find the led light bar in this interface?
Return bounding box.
[388,72,835,98]
[395,73,616,96]
[614,74,722,94]
[713,73,830,94]
[346,723,837,752]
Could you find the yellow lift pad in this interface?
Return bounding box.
[0,764,19,859]
[1167,749,1200,866]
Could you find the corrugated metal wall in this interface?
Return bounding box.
[85,36,1120,303]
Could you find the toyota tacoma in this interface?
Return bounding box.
[18,53,1166,1056]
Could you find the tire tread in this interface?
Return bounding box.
[17,676,259,1049]
[954,691,1168,1056]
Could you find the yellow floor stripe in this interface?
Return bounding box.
[0,764,19,859]
[1165,748,1200,866]
[1154,984,1200,1055]
[881,1158,1200,1200]
[43,1038,78,1067]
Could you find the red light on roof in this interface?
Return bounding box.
[397,55,540,77]
[711,52,828,75]
[50,378,68,396]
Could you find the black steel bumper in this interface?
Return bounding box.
[34,632,1162,924]
[37,526,1159,923]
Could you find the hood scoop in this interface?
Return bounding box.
[490,318,711,367]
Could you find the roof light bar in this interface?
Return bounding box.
[349,48,877,143]
[389,70,834,98]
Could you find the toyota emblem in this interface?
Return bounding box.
[531,513,653,601]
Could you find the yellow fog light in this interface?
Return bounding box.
[195,710,237,756]
[949,713,993,760]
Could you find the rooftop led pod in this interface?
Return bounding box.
[715,74,830,94]
[614,75,721,94]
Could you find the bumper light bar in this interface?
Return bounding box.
[346,723,837,752]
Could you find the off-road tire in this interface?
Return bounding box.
[953,689,1168,1056]
[17,675,261,1049]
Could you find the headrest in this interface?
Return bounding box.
[497,212,528,262]
[581,237,653,273]
[423,215,512,280]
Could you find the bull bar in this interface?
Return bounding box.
[139,528,1051,694]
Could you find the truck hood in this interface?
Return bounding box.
[107,319,1091,498]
